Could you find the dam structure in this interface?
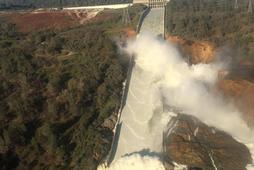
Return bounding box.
[109,5,166,164]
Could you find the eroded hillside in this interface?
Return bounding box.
[166,0,254,127]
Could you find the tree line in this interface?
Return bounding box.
[166,0,254,62]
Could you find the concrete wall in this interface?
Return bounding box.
[148,0,167,8]
[133,0,149,5]
[63,3,132,10]
[134,0,168,8]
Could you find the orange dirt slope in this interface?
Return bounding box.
[167,35,215,64]
[0,10,100,33]
[218,79,254,125]
[167,35,254,126]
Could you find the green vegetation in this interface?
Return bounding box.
[0,24,122,170]
[0,0,132,10]
[166,0,254,61]
[0,4,146,169]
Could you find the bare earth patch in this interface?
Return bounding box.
[167,35,254,126]
[167,35,215,64]
[0,10,101,33]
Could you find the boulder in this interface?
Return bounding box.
[101,112,117,130]
[164,114,252,170]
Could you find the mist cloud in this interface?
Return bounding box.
[101,33,254,170]
[103,154,165,170]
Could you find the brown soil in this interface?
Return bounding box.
[218,79,254,126]
[123,27,137,38]
[0,10,100,33]
[165,114,252,170]
[2,12,78,32]
[167,35,215,64]
[167,36,254,126]
[167,35,254,126]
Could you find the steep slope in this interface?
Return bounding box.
[0,5,144,170]
[112,8,165,162]
[164,114,252,170]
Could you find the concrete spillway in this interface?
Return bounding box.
[112,8,165,162]
[140,8,165,36]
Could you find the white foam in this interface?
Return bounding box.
[126,33,254,169]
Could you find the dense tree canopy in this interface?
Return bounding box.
[0,4,145,168]
[0,18,129,169]
[166,0,254,61]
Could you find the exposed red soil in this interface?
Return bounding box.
[167,35,215,64]
[1,12,79,32]
[167,35,254,126]
[123,27,137,38]
[218,79,254,126]
[166,114,252,170]
[0,10,101,33]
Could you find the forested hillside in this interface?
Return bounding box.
[0,24,125,170]
[0,0,132,10]
[0,5,145,169]
[166,0,254,62]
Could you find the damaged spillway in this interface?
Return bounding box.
[113,8,166,161]
[97,8,168,170]
[99,6,254,170]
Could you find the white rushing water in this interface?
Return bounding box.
[125,33,254,170]
[98,8,169,170]
[113,8,166,161]
[99,8,254,170]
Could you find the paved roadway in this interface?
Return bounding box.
[112,8,165,162]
